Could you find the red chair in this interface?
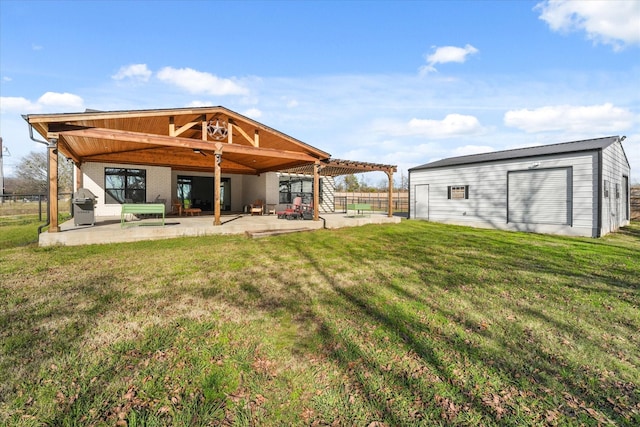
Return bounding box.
[277,197,303,219]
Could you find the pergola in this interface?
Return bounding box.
[24,106,396,232]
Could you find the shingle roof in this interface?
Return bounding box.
[409,136,623,171]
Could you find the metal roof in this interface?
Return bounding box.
[409,136,625,171]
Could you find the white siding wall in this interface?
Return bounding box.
[83,162,172,217]
[410,152,598,237]
[601,141,631,234]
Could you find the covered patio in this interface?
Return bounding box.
[38,211,401,246]
[24,106,397,245]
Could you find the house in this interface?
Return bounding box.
[24,106,396,233]
[408,136,631,237]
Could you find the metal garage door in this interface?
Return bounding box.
[507,167,572,225]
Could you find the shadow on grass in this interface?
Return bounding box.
[2,221,638,425]
[270,225,640,425]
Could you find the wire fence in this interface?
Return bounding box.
[0,193,72,225]
[632,186,640,220]
[334,192,409,213]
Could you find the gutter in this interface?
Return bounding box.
[28,124,53,236]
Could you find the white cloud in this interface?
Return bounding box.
[420,44,479,75]
[536,0,640,50]
[157,67,249,96]
[452,145,495,157]
[242,108,262,119]
[0,96,37,113]
[2,92,84,114]
[112,64,152,82]
[37,92,84,110]
[285,99,299,108]
[31,43,43,51]
[186,100,214,108]
[404,114,484,138]
[504,103,635,133]
[3,76,12,82]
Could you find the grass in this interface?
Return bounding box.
[0,219,638,426]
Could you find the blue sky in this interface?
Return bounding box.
[1,0,639,184]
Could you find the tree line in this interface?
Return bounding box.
[3,151,73,195]
[335,171,409,192]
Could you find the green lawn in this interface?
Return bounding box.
[1,220,638,426]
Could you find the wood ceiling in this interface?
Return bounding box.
[25,106,395,176]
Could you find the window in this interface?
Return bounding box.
[604,180,609,198]
[447,185,469,200]
[279,176,322,205]
[105,168,146,203]
[615,183,620,199]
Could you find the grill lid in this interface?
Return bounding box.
[73,188,97,202]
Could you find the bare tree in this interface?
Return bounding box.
[343,174,360,192]
[13,151,73,195]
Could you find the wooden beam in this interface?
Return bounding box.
[75,162,82,191]
[59,127,315,162]
[57,138,81,164]
[386,169,394,218]
[59,127,223,152]
[313,162,320,221]
[232,124,258,147]
[221,143,316,162]
[169,116,200,137]
[214,152,222,226]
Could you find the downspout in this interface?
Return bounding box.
[596,149,603,238]
[28,124,52,235]
[407,172,411,219]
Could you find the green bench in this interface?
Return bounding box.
[121,203,165,227]
[347,203,371,217]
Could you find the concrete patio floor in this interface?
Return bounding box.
[39,212,403,246]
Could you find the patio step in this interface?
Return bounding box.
[245,228,315,239]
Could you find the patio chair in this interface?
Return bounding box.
[276,196,303,220]
[300,201,314,220]
[171,199,183,216]
[250,200,264,215]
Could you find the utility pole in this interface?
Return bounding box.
[0,136,4,204]
[0,137,10,204]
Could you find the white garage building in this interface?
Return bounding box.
[408,136,631,237]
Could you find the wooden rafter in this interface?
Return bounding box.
[231,122,259,147]
[169,116,202,137]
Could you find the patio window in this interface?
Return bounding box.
[105,168,146,204]
[279,177,322,205]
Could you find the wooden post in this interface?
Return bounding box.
[75,162,82,191]
[48,140,59,232]
[313,162,320,221]
[386,168,394,218]
[214,151,222,226]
